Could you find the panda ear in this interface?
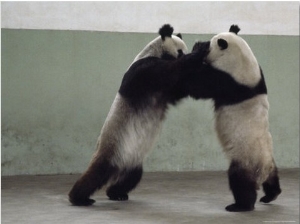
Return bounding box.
[176,33,182,39]
[218,39,228,50]
[229,25,240,35]
[159,24,174,40]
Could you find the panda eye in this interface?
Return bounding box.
[217,38,228,50]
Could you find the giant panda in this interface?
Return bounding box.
[68,24,198,206]
[190,25,282,212]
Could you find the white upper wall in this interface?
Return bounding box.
[1,2,299,36]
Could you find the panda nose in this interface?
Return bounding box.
[177,50,184,58]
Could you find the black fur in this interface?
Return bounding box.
[69,160,143,204]
[159,24,174,40]
[260,167,282,203]
[106,166,143,201]
[191,41,210,53]
[226,161,257,212]
[213,69,267,109]
[118,51,208,110]
[161,52,177,61]
[118,57,180,109]
[68,159,117,206]
[229,25,240,34]
[190,41,267,109]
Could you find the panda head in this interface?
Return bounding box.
[158,24,188,59]
[133,24,188,62]
[205,25,261,87]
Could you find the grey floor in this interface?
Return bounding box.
[2,169,299,224]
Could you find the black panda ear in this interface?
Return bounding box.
[176,33,182,39]
[229,25,240,35]
[218,39,228,50]
[159,24,174,40]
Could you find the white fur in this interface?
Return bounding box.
[163,36,188,58]
[115,105,164,168]
[94,93,164,169]
[215,95,274,185]
[133,35,188,63]
[207,32,261,87]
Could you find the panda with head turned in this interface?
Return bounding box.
[191,25,281,212]
[68,24,193,206]
[133,25,185,62]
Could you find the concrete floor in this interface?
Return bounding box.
[1,169,299,224]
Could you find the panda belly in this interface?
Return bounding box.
[115,108,164,169]
[215,94,274,184]
[98,93,164,169]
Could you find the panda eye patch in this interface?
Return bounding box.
[218,38,228,50]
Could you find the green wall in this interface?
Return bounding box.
[1,29,299,175]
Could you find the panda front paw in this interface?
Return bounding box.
[192,41,210,59]
[194,43,210,64]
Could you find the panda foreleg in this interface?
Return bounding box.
[226,160,257,212]
[260,165,281,203]
[106,165,143,201]
[68,159,116,206]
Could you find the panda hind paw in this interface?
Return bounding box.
[259,195,278,203]
[108,193,129,201]
[69,198,96,206]
[225,203,254,212]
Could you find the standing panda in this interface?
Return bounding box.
[191,25,281,212]
[68,24,191,206]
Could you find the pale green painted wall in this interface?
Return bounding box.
[1,29,299,176]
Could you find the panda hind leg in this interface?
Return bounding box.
[226,161,257,212]
[68,159,116,206]
[260,166,281,203]
[106,166,143,201]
